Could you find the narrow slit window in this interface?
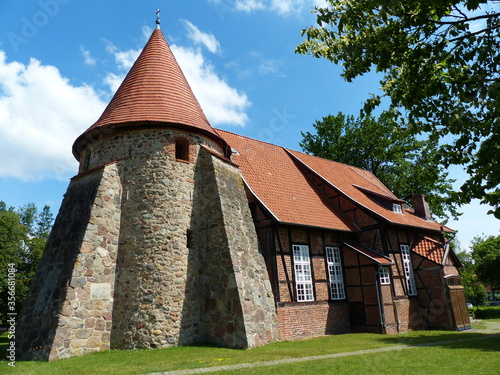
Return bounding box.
[81,150,91,172]
[401,244,417,296]
[175,138,190,161]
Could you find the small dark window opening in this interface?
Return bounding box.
[186,229,193,248]
[81,150,91,172]
[175,138,190,161]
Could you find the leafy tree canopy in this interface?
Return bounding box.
[456,248,488,305]
[0,201,53,323]
[471,234,500,291]
[296,0,500,218]
[300,112,459,220]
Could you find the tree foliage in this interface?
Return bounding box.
[0,202,53,323]
[300,112,459,220]
[456,249,487,305]
[296,0,500,218]
[471,234,500,292]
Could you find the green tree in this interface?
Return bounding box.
[300,112,459,220]
[18,202,38,236]
[36,205,54,239]
[456,249,487,306]
[296,0,500,218]
[471,234,500,295]
[0,201,53,323]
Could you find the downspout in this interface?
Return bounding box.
[375,266,386,334]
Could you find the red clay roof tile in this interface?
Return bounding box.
[73,29,225,159]
[344,241,393,265]
[286,149,453,233]
[218,130,358,232]
[412,236,446,264]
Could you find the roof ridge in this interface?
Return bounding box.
[216,128,288,149]
[287,148,371,171]
[347,166,397,198]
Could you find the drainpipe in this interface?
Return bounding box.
[375,266,386,334]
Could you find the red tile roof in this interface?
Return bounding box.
[344,241,393,265]
[286,149,453,233]
[73,29,226,159]
[218,130,358,232]
[412,236,446,264]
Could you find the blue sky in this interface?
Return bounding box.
[0,0,498,250]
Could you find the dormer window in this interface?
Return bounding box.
[175,138,190,162]
[392,203,403,214]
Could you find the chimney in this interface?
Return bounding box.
[412,195,431,220]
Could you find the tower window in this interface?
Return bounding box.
[175,138,190,161]
[186,229,193,248]
[81,150,91,172]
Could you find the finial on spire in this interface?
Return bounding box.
[156,9,161,29]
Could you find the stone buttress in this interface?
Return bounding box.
[15,24,278,361]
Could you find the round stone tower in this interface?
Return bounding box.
[16,18,278,361]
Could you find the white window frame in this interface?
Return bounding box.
[292,244,314,302]
[392,203,403,213]
[326,246,346,300]
[400,244,417,296]
[379,266,391,285]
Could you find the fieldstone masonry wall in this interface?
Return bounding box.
[16,162,123,361]
[194,148,280,347]
[17,128,279,361]
[109,130,202,349]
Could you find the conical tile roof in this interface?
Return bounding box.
[73,28,226,159]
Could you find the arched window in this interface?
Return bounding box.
[175,138,189,161]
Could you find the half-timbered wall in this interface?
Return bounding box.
[343,248,382,333]
[272,226,355,339]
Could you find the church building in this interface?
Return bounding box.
[16,17,470,361]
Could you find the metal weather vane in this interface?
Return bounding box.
[156,9,161,29]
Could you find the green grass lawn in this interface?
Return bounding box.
[1,323,499,375]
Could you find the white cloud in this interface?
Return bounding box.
[236,0,266,12]
[0,27,250,181]
[214,0,320,15]
[104,40,141,70]
[249,51,281,75]
[102,40,141,94]
[103,72,124,94]
[312,0,329,8]
[183,20,221,54]
[80,45,96,66]
[171,44,250,126]
[0,51,106,180]
[102,31,250,126]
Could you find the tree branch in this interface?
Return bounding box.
[431,12,500,25]
[448,24,500,43]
